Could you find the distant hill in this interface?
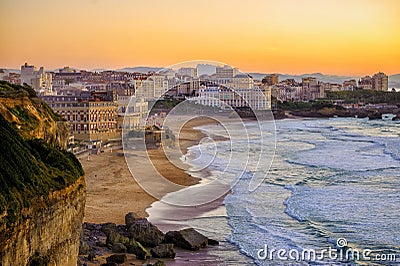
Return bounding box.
[197,64,217,76]
[117,66,163,73]
[249,72,358,84]
[389,74,400,89]
[0,68,20,74]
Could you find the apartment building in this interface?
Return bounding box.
[42,92,118,141]
[372,72,388,91]
[20,63,53,95]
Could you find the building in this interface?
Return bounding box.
[343,79,357,90]
[117,95,148,130]
[177,67,198,78]
[275,84,302,102]
[42,92,118,141]
[301,77,322,101]
[134,74,169,100]
[358,76,373,90]
[20,63,53,95]
[231,74,255,89]
[215,65,239,78]
[197,82,271,111]
[262,74,279,86]
[52,67,82,91]
[372,72,388,91]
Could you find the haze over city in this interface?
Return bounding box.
[1,0,399,76]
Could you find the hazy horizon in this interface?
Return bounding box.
[2,64,399,78]
[1,0,399,76]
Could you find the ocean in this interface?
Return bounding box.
[150,118,400,265]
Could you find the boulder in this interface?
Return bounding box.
[100,223,117,236]
[106,254,127,264]
[125,212,138,227]
[106,230,130,247]
[126,240,151,260]
[150,244,176,259]
[83,222,102,231]
[367,110,381,120]
[165,228,208,251]
[127,218,165,247]
[111,242,127,253]
[208,238,219,246]
[100,263,117,266]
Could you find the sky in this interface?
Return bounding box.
[1,0,399,75]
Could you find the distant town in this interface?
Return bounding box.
[0,63,398,152]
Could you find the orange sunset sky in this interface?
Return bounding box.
[1,0,399,75]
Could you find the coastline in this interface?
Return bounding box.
[78,117,219,223]
[78,116,232,264]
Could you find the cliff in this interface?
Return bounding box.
[0,81,69,149]
[0,81,86,266]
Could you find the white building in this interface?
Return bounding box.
[134,74,168,100]
[197,71,270,110]
[20,63,53,95]
[197,83,270,111]
[117,95,148,130]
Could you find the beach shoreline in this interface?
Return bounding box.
[78,115,234,265]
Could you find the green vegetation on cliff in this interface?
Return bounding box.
[0,114,84,225]
[0,80,62,122]
[0,80,37,98]
[0,81,84,226]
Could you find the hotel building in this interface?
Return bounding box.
[42,92,118,141]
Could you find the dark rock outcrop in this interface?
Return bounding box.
[165,228,208,251]
[208,238,220,246]
[150,244,176,259]
[127,218,165,247]
[106,229,129,248]
[106,254,127,264]
[127,240,151,260]
[125,212,138,227]
[101,223,118,236]
[111,243,127,253]
[80,213,220,263]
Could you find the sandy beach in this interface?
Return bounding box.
[79,116,218,224]
[78,116,233,265]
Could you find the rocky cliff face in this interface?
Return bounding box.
[0,81,85,266]
[0,177,86,266]
[0,83,69,149]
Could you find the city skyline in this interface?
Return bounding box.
[1,0,399,76]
